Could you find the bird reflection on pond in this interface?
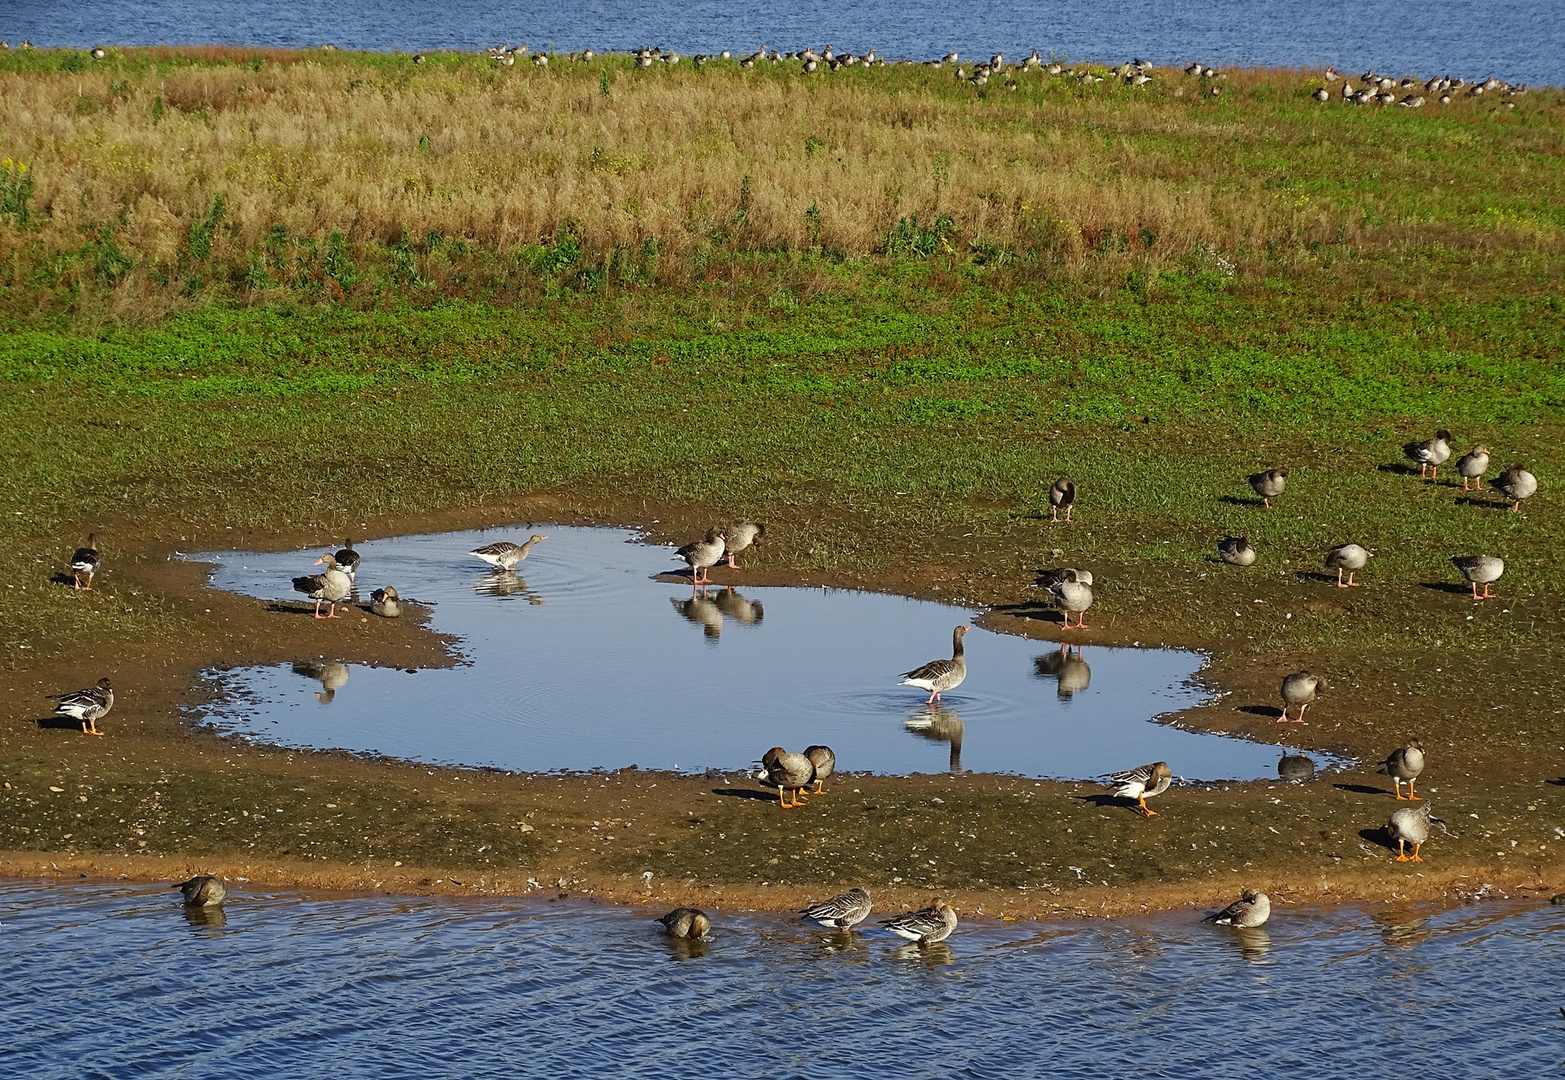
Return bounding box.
[1231,926,1271,962]
[474,572,545,603]
[1278,750,1316,783]
[183,905,228,929]
[293,661,349,704]
[1374,906,1433,950]
[670,586,765,641]
[904,708,965,773]
[1033,643,1091,699]
[660,936,711,961]
[712,586,764,626]
[889,940,955,968]
[670,594,724,640]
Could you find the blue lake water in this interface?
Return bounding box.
[0,879,1557,1078]
[189,524,1319,781]
[5,0,1562,86]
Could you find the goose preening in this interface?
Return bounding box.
[1324,66,1340,81]
[51,677,113,736]
[70,533,101,591]
[470,534,548,572]
[722,522,765,568]
[369,585,402,618]
[1204,889,1270,927]
[657,907,711,939]
[1387,803,1433,862]
[880,900,957,943]
[755,746,814,808]
[1033,567,1093,589]
[1377,738,1425,800]
[1047,576,1093,630]
[1278,750,1316,783]
[292,553,352,619]
[1313,87,1330,102]
[804,744,835,793]
[294,660,349,703]
[899,625,969,705]
[1217,536,1256,566]
[1048,477,1076,522]
[1248,468,1288,508]
[1403,430,1452,478]
[670,594,723,639]
[674,527,726,585]
[174,875,226,907]
[1106,761,1172,816]
[333,538,361,581]
[1490,465,1536,513]
[800,887,872,929]
[1324,543,1370,587]
[1279,671,1327,723]
[90,46,106,60]
[1454,445,1490,490]
[1451,555,1503,600]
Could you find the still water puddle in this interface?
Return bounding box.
[0,880,1556,1077]
[190,525,1309,780]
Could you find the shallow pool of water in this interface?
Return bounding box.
[190,524,1307,780]
[0,879,1556,1077]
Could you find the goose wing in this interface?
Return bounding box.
[1203,897,1250,925]
[1107,762,1159,786]
[901,657,958,682]
[800,888,872,928]
[292,573,328,598]
[471,541,521,557]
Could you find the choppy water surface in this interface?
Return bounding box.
[189,524,1305,780]
[6,0,1563,85]
[0,880,1558,1077]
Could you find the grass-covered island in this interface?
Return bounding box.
[0,46,1561,917]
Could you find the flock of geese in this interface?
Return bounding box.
[44,426,1532,941]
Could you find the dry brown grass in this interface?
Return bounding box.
[0,49,1560,302]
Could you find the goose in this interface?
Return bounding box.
[880,900,957,943]
[670,594,723,639]
[1387,803,1432,862]
[1106,761,1173,816]
[1279,671,1327,722]
[1324,66,1340,82]
[674,527,726,584]
[1278,750,1316,782]
[1185,62,1203,76]
[1048,578,1093,630]
[899,625,969,705]
[174,875,226,907]
[333,538,361,581]
[804,744,835,793]
[1451,555,1503,600]
[90,47,105,60]
[1403,430,1453,478]
[293,660,350,702]
[292,553,352,619]
[1354,89,1375,105]
[1399,95,1424,108]
[1439,94,1451,104]
[533,54,548,66]
[1048,476,1076,522]
[1324,543,1370,587]
[755,746,814,807]
[1341,81,1355,100]
[800,887,872,929]
[1217,536,1256,566]
[1378,739,1425,800]
[712,586,763,625]
[1248,468,1288,507]
[1313,87,1330,102]
[1204,889,1270,927]
[70,533,101,590]
[1490,465,1536,512]
[51,677,113,736]
[470,534,548,572]
[1455,445,1489,490]
[369,586,402,618]
[943,52,959,64]
[723,522,765,567]
[657,907,711,938]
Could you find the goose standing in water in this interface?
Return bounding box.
[1279,671,1327,723]
[674,527,726,585]
[657,907,711,938]
[1377,739,1425,800]
[800,887,872,929]
[174,875,226,907]
[1106,761,1172,816]
[1248,468,1288,508]
[1451,555,1503,600]
[722,521,765,567]
[1403,430,1453,478]
[803,744,835,793]
[1204,889,1270,927]
[880,900,958,943]
[51,677,113,736]
[1387,803,1433,862]
[1048,477,1076,522]
[1217,536,1256,566]
[370,586,402,617]
[899,625,969,705]
[333,538,361,581]
[470,534,548,572]
[70,533,101,590]
[292,553,352,619]
[1454,445,1489,490]
[1490,465,1536,512]
[1324,543,1370,587]
[755,746,814,808]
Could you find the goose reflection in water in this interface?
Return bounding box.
[905,708,965,773]
[473,572,546,604]
[660,936,711,961]
[889,940,955,968]
[293,661,349,704]
[1231,926,1271,962]
[670,594,724,640]
[1278,749,1316,783]
[712,586,764,626]
[183,905,228,929]
[1033,642,1091,699]
[1374,906,1433,951]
